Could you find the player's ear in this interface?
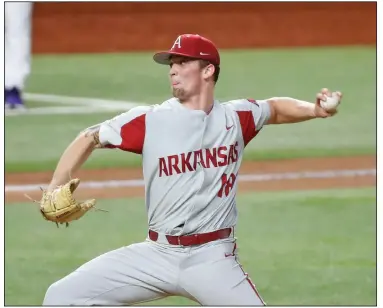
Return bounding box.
[202,63,215,80]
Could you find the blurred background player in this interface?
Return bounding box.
[5,2,34,110]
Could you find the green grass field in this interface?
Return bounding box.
[5,188,376,305]
[4,46,376,172]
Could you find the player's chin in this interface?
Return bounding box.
[172,88,187,100]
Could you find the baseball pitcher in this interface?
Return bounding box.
[39,34,342,305]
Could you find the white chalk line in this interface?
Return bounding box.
[5,106,136,116]
[5,169,376,193]
[24,93,140,107]
[5,93,143,116]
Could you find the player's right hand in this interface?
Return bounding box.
[314,88,342,118]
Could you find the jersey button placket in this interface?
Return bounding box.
[179,114,207,236]
[198,116,208,174]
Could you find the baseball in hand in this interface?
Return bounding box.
[319,93,340,111]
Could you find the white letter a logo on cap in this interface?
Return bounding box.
[172,36,182,49]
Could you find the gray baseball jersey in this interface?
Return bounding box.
[98,98,270,235]
[42,97,270,306]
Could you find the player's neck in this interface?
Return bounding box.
[180,88,215,114]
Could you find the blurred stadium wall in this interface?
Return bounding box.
[31,2,376,54]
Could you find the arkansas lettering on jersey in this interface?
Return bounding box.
[159,141,239,177]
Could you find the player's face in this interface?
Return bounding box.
[169,56,204,101]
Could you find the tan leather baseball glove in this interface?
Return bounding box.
[34,178,100,227]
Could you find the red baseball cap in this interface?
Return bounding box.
[153,34,220,66]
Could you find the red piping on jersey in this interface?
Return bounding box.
[247,98,259,107]
[119,114,146,154]
[235,111,261,147]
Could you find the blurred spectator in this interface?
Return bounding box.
[5,2,33,110]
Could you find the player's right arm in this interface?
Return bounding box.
[46,106,150,192]
[266,88,342,124]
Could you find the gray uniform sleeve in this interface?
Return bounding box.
[243,99,271,131]
[227,98,271,131]
[85,106,152,153]
[224,98,271,147]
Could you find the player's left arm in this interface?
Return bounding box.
[45,106,149,191]
[266,88,342,125]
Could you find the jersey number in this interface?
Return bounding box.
[217,173,237,197]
